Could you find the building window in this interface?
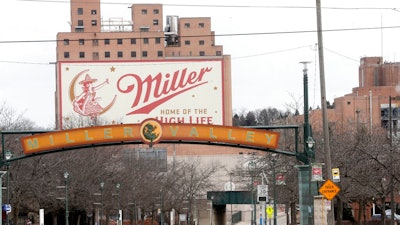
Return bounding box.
[153,9,159,14]
[105,39,110,45]
[93,52,99,60]
[79,52,85,58]
[91,20,97,26]
[141,9,147,14]
[157,51,163,57]
[140,27,149,32]
[184,23,190,28]
[117,39,123,44]
[77,8,83,15]
[199,40,205,45]
[216,51,222,56]
[93,39,98,46]
[199,23,205,28]
[117,51,123,58]
[64,39,69,45]
[143,38,149,44]
[184,40,190,45]
[199,51,205,56]
[155,37,161,44]
[91,10,97,15]
[64,52,70,58]
[75,28,84,32]
[142,51,148,57]
[78,20,84,26]
[131,51,137,58]
[79,39,85,45]
[131,38,136,44]
[105,51,110,58]
[153,19,159,25]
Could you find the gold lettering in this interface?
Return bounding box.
[189,127,199,137]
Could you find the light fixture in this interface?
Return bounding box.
[64,171,69,179]
[4,151,12,161]
[306,136,315,149]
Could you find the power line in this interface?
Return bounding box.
[323,47,359,63]
[232,45,311,59]
[15,0,400,11]
[1,25,400,44]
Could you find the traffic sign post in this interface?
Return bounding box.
[257,185,268,225]
[319,179,340,200]
[257,185,268,202]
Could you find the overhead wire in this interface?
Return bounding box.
[14,0,400,11]
[2,1,399,64]
[1,25,400,44]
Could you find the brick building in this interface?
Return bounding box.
[311,56,400,132]
[55,0,232,127]
[54,2,259,225]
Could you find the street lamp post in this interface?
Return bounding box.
[159,189,164,225]
[100,181,105,225]
[64,172,69,225]
[5,150,12,225]
[297,61,316,225]
[229,172,234,225]
[0,171,7,225]
[248,160,256,225]
[209,196,214,225]
[116,183,121,225]
[271,155,277,225]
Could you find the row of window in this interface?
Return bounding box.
[63,50,221,59]
[76,19,97,27]
[63,38,207,46]
[64,51,163,59]
[184,22,205,28]
[77,8,97,15]
[140,9,159,15]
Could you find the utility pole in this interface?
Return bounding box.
[316,0,334,225]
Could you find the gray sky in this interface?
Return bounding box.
[1,0,400,127]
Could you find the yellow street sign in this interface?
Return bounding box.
[266,206,274,217]
[319,179,340,200]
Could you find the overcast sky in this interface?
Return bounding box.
[1,0,400,127]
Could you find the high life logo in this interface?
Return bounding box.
[117,67,213,115]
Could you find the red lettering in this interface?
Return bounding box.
[117,67,212,115]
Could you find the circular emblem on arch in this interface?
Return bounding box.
[140,119,162,145]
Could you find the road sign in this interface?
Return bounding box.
[2,204,11,213]
[332,168,340,182]
[319,179,340,200]
[257,185,268,202]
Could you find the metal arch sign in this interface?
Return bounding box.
[20,119,280,154]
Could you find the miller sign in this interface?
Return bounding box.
[58,60,225,126]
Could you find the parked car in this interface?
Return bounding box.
[385,210,400,220]
[372,209,400,221]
